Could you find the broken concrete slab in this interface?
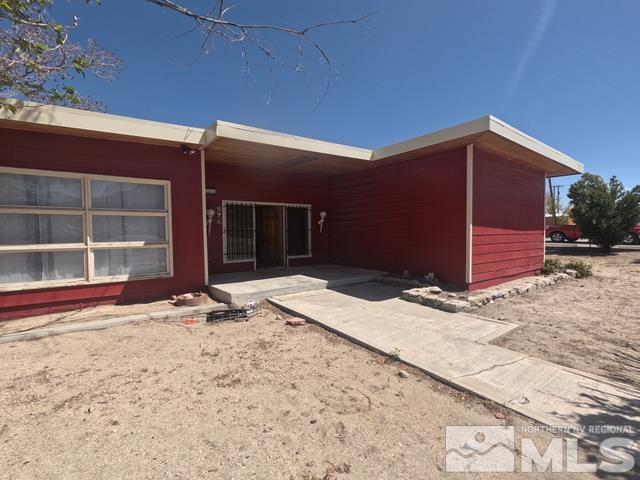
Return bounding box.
[0,303,227,344]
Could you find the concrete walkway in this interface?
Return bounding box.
[270,282,640,448]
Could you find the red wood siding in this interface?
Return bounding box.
[0,129,205,321]
[329,148,468,286]
[470,149,545,290]
[205,163,330,274]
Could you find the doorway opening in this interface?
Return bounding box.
[222,201,312,269]
[255,205,284,268]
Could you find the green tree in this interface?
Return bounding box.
[568,174,640,252]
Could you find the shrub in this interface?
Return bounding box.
[568,174,640,252]
[542,258,564,275]
[563,260,593,279]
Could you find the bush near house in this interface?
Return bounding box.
[542,258,592,279]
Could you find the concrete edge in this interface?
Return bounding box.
[0,303,228,344]
[266,296,635,450]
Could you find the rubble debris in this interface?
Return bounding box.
[285,317,306,326]
[171,292,206,307]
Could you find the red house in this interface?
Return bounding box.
[0,100,583,320]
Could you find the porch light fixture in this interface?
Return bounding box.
[318,211,327,232]
[206,208,215,235]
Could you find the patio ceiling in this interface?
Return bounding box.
[203,121,373,176]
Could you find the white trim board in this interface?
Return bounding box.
[465,145,474,284]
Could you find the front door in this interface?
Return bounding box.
[255,205,284,268]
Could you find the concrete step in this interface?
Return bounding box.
[208,264,385,305]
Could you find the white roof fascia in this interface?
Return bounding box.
[212,120,373,160]
[486,116,584,174]
[0,99,206,146]
[371,115,584,174]
[371,116,491,161]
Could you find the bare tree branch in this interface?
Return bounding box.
[145,0,375,106]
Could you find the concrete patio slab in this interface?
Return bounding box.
[270,282,640,449]
[208,264,385,305]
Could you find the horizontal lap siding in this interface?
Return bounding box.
[205,163,330,274]
[471,149,545,290]
[330,148,467,286]
[0,128,204,321]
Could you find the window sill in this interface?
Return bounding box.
[0,272,173,293]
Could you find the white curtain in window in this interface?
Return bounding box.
[91,180,165,210]
[0,251,85,284]
[92,216,166,242]
[0,214,83,245]
[0,173,82,208]
[94,248,167,277]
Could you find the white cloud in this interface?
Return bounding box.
[507,0,558,97]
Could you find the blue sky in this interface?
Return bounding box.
[52,0,639,199]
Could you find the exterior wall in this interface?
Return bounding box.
[0,129,205,321]
[205,163,330,274]
[329,148,468,286]
[470,148,546,290]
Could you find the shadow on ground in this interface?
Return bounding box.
[555,384,640,478]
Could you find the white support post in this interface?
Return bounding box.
[465,144,474,285]
[200,150,209,285]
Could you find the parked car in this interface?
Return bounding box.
[546,224,640,244]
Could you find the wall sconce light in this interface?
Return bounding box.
[206,208,215,236]
[318,211,327,233]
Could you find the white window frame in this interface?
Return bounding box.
[0,166,173,292]
[222,200,312,268]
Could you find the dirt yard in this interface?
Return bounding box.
[0,305,600,479]
[480,246,640,388]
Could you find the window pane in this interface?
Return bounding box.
[93,248,167,277]
[0,173,82,208]
[91,180,165,210]
[0,251,85,284]
[286,207,310,256]
[225,204,254,261]
[92,216,166,242]
[0,214,83,245]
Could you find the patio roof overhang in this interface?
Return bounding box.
[0,99,584,177]
[202,121,374,176]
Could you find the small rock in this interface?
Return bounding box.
[426,286,442,294]
[494,411,506,419]
[310,419,317,424]
[285,317,306,326]
[446,292,457,298]
[497,316,506,321]
[398,370,410,379]
[565,269,577,278]
[440,300,470,313]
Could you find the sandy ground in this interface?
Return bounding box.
[480,247,640,388]
[0,305,602,480]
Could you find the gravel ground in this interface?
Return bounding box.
[0,305,600,480]
[480,248,640,388]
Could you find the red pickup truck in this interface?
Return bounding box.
[546,224,640,244]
